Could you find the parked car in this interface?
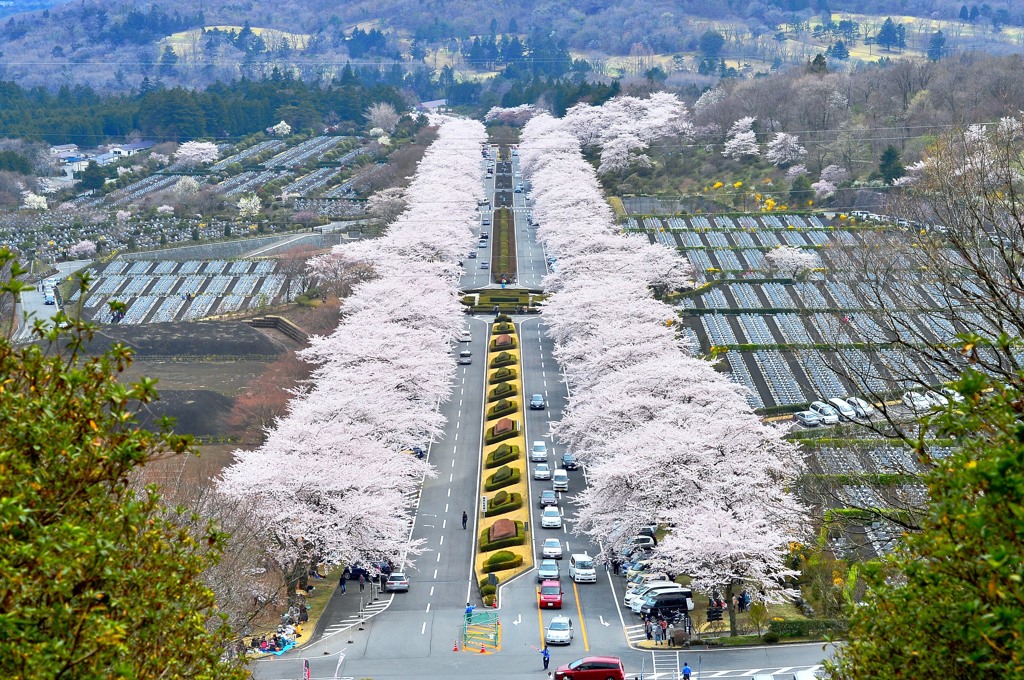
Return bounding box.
[538,580,563,608]
[794,410,822,427]
[624,581,682,609]
[561,452,579,470]
[940,387,965,403]
[637,524,659,541]
[530,441,548,462]
[924,390,949,407]
[457,350,472,365]
[537,559,560,581]
[553,656,626,680]
[385,573,409,592]
[902,391,932,412]
[530,394,546,410]
[541,506,563,529]
[625,560,653,579]
[637,588,695,618]
[467,251,477,259]
[827,397,858,420]
[845,396,876,418]
[625,571,669,594]
[539,490,558,507]
[808,401,840,425]
[542,538,564,559]
[545,615,574,645]
[624,535,656,552]
[551,469,569,492]
[534,463,552,480]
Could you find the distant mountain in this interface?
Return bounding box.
[0,0,1020,91]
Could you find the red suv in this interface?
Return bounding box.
[538,580,563,609]
[553,656,626,680]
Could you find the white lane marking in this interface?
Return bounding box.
[449,473,454,482]
[454,433,458,441]
[421,621,427,634]
[451,459,455,468]
[425,603,431,613]
[599,615,610,627]
[447,488,451,497]
[436,552,442,562]
[440,535,444,546]
[433,569,438,579]
[443,519,447,529]
[430,586,434,596]
[445,503,449,513]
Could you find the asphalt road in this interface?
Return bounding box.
[252,145,835,679]
[14,259,92,341]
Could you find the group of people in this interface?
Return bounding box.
[249,624,298,654]
[643,614,676,646]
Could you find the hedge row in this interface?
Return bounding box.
[487,382,517,402]
[484,420,519,444]
[484,464,521,491]
[479,522,527,553]
[485,443,520,468]
[493,322,515,334]
[488,367,518,385]
[490,351,517,368]
[482,550,524,573]
[486,399,517,420]
[490,336,518,351]
[768,619,846,638]
[491,207,517,283]
[484,489,523,517]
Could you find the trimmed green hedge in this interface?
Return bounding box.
[485,443,520,468]
[486,399,518,420]
[493,322,515,334]
[484,465,521,491]
[479,522,527,552]
[490,335,518,351]
[487,382,518,402]
[482,549,523,573]
[488,367,518,385]
[485,491,523,517]
[490,351,517,368]
[484,420,519,444]
[768,619,846,638]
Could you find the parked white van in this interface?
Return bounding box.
[568,554,596,583]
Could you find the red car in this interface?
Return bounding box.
[538,580,563,609]
[554,656,626,680]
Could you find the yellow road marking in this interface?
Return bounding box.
[572,580,590,651]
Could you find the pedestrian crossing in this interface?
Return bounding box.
[320,599,391,640]
[625,620,648,644]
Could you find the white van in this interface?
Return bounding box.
[551,469,568,492]
[625,571,669,594]
[568,554,596,583]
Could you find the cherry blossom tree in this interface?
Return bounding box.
[811,179,837,198]
[483,104,537,126]
[174,141,220,167]
[237,194,260,219]
[819,164,850,184]
[306,251,376,298]
[219,116,486,594]
[115,210,131,223]
[173,176,201,197]
[519,112,806,634]
[723,117,760,159]
[785,164,809,181]
[267,120,292,136]
[367,186,407,223]
[765,132,807,166]
[766,245,819,279]
[156,205,174,215]
[68,239,97,258]
[21,191,47,210]
[366,102,400,133]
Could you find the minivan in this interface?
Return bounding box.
[568,553,596,583]
[626,582,686,610]
[625,571,669,593]
[638,588,694,618]
[457,350,472,365]
[530,441,548,462]
[826,397,857,420]
[552,469,568,492]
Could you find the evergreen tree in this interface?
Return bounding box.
[969,5,980,21]
[489,17,498,35]
[77,161,107,191]
[830,39,850,60]
[876,18,900,50]
[808,53,829,73]
[789,174,814,204]
[699,29,726,59]
[959,4,970,20]
[927,31,946,61]
[158,45,179,77]
[879,145,905,184]
[508,18,518,33]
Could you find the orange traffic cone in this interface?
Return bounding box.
[480,644,487,654]
[453,640,459,652]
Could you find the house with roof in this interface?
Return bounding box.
[49,143,79,156]
[109,141,155,157]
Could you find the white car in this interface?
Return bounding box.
[534,463,552,480]
[924,390,949,407]
[544,616,574,645]
[530,441,548,462]
[623,581,678,608]
[940,387,965,403]
[457,330,472,342]
[542,538,563,559]
[541,506,562,529]
[902,391,932,412]
[827,397,857,420]
[809,401,840,425]
[845,396,876,418]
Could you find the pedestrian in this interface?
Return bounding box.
[682,661,692,680]
[653,623,663,645]
[667,621,675,647]
[358,574,365,592]
[659,617,668,643]
[541,645,550,670]
[465,602,475,622]
[462,510,468,529]
[493,304,499,315]
[644,619,653,641]
[380,572,387,592]
[612,559,620,576]
[339,575,346,594]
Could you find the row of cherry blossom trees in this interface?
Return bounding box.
[218,117,485,597]
[519,105,806,635]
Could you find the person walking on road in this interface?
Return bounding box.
[462,510,468,529]
[681,661,692,679]
[541,646,550,670]
[358,574,366,592]
[339,574,346,594]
